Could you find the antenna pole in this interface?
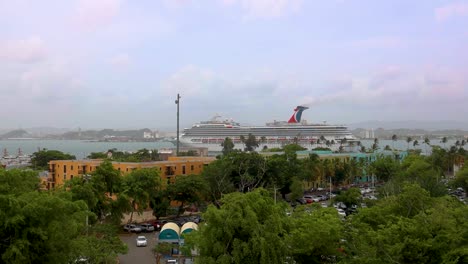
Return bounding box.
[175,94,181,156]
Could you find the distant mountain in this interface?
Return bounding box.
[0,129,33,139]
[350,120,468,131]
[59,128,154,140]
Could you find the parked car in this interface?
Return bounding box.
[140,223,154,232]
[303,195,320,203]
[316,195,328,201]
[136,236,147,247]
[150,220,167,231]
[336,208,346,217]
[123,224,142,233]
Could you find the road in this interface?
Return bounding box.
[119,232,157,264]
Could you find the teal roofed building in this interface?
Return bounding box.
[158,223,180,243]
[158,222,199,245]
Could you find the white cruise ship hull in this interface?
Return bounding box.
[180,106,356,152]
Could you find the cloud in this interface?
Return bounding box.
[0,37,48,63]
[300,66,467,111]
[109,53,131,69]
[348,36,403,49]
[73,0,122,30]
[435,2,468,22]
[221,0,303,19]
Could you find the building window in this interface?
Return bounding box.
[118,168,121,171]
[182,166,186,174]
[71,165,74,170]
[64,165,67,173]
[63,174,66,180]
[191,165,194,171]
[71,175,74,179]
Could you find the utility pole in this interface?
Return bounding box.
[175,93,181,156]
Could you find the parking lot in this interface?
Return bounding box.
[119,232,157,264]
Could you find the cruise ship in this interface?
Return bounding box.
[179,106,356,151]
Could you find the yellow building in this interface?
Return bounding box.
[47,156,215,189]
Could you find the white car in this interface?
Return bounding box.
[136,236,148,247]
[336,208,346,217]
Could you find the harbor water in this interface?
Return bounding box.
[0,139,465,159]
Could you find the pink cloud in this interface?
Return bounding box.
[73,0,122,30]
[222,0,303,19]
[435,2,468,22]
[0,37,48,63]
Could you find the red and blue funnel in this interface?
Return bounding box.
[288,106,309,123]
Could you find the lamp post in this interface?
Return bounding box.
[175,94,181,156]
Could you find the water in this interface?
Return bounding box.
[0,140,175,159]
[0,139,464,159]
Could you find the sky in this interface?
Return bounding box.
[0,0,467,130]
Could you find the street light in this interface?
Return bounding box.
[175,94,181,156]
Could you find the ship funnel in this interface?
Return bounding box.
[288,106,309,123]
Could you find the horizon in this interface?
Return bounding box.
[1,0,467,128]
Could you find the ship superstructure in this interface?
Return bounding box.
[179,106,356,151]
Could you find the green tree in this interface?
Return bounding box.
[31,149,76,169]
[87,152,108,159]
[0,168,40,195]
[92,160,122,196]
[167,174,207,216]
[289,177,303,202]
[335,187,362,209]
[122,168,162,223]
[391,134,397,150]
[344,184,468,264]
[406,136,413,150]
[424,136,431,155]
[243,133,259,152]
[150,190,171,219]
[288,207,344,263]
[186,189,289,264]
[370,156,401,182]
[452,167,468,193]
[221,137,235,156]
[201,158,236,207]
[441,136,448,150]
[0,191,87,263]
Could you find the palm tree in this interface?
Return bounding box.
[413,140,419,149]
[320,135,326,148]
[441,136,448,150]
[316,139,321,149]
[424,137,430,155]
[462,139,466,147]
[391,134,397,150]
[360,145,366,153]
[406,136,413,150]
[341,138,348,147]
[372,138,379,152]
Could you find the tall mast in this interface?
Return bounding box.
[175,94,181,156]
